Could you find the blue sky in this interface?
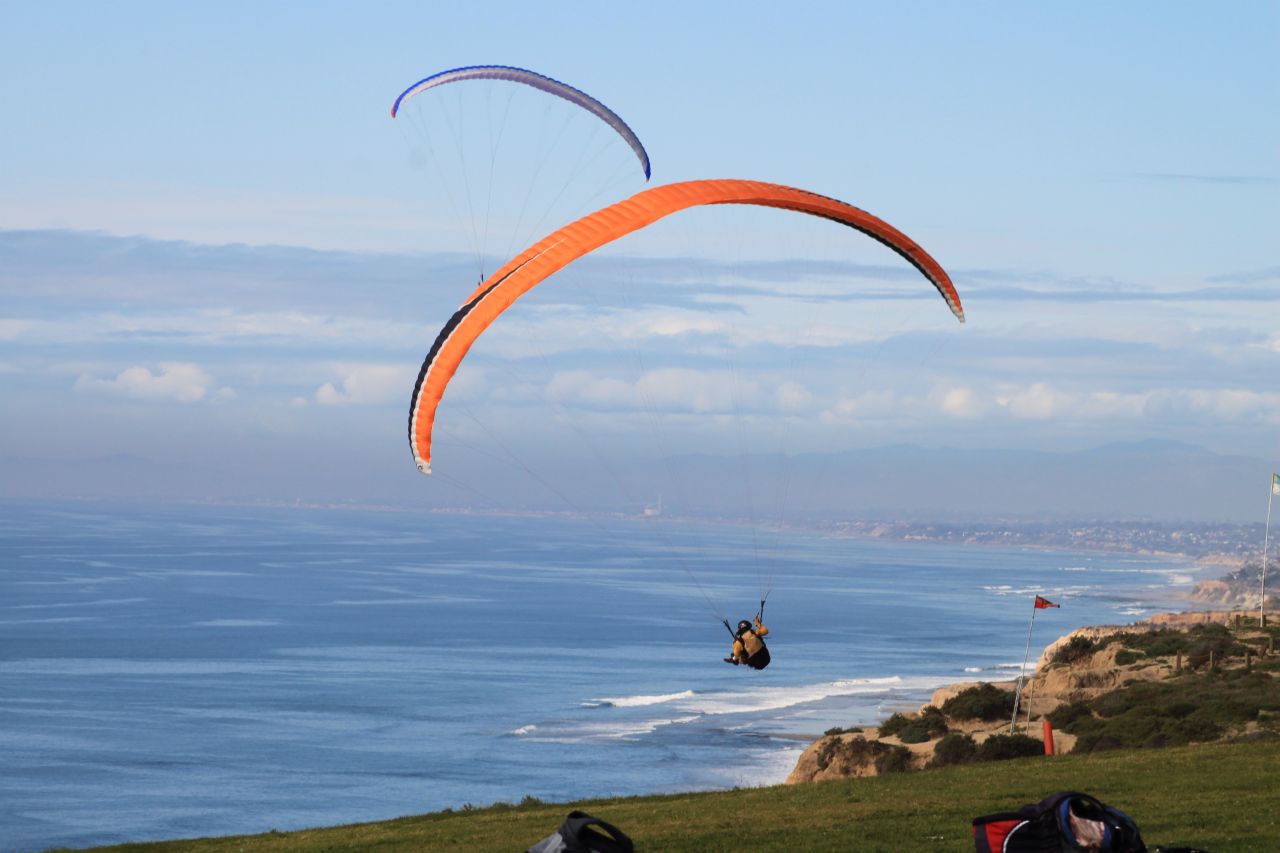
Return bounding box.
[1,2,1277,517]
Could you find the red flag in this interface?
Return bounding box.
[1034,595,1060,609]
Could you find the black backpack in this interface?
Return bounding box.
[973,791,1146,852]
[526,810,634,853]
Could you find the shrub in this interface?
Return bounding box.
[1074,671,1111,689]
[1187,697,1253,724]
[1056,655,1280,754]
[881,707,947,742]
[814,736,846,771]
[1115,649,1142,666]
[1079,733,1126,752]
[1062,713,1105,737]
[1053,635,1098,665]
[1091,708,1165,748]
[930,732,977,767]
[897,725,930,744]
[824,725,861,736]
[917,705,949,737]
[975,733,1043,761]
[814,735,921,775]
[1187,647,1214,670]
[1091,687,1138,718]
[1173,716,1223,744]
[874,744,913,774]
[1137,629,1190,658]
[1047,700,1092,729]
[876,713,912,738]
[942,683,1016,722]
[1185,625,1247,670]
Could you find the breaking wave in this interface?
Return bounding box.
[587,689,696,708]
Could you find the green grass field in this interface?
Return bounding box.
[74,738,1279,852]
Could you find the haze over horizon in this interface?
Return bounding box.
[2,4,1276,524]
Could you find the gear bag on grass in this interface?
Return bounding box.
[972,791,1146,852]
[527,810,634,853]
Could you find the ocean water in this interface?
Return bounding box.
[0,502,1202,851]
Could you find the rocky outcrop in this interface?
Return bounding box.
[1189,558,1277,609]
[1190,579,1236,606]
[787,611,1273,785]
[927,681,1010,711]
[786,727,943,784]
[786,731,895,783]
[1018,642,1169,719]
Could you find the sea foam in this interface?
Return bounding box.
[589,689,696,708]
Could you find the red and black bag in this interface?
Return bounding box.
[973,791,1146,852]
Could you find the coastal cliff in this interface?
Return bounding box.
[787,611,1279,785]
[1190,558,1276,609]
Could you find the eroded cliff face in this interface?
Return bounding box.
[1189,557,1277,610]
[1146,608,1270,626]
[1189,584,1279,611]
[786,732,898,784]
[1019,642,1170,719]
[1190,579,1236,606]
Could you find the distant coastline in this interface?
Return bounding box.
[28,493,1264,592]
[57,492,1258,564]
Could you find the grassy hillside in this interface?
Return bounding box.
[75,738,1278,852]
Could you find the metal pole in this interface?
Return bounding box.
[1011,602,1037,734]
[1262,479,1274,628]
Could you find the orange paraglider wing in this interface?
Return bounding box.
[409,179,964,474]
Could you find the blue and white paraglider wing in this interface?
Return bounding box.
[391,65,650,180]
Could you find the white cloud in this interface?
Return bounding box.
[932,385,985,419]
[0,319,33,341]
[975,383,1280,426]
[0,310,425,350]
[997,382,1058,420]
[314,364,413,406]
[0,186,440,254]
[992,383,1148,421]
[775,381,813,412]
[1143,389,1280,424]
[546,372,634,408]
[643,315,728,337]
[470,304,906,363]
[72,363,216,403]
[546,368,762,414]
[821,390,903,423]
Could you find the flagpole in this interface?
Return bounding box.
[1263,477,1274,628]
[1010,601,1037,734]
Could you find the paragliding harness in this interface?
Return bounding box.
[723,598,770,670]
[972,791,1148,852]
[526,810,634,853]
